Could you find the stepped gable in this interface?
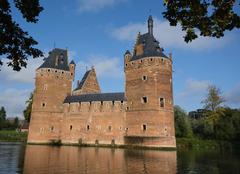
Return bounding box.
[73,67,101,94]
[38,48,70,71]
[64,92,126,103]
[131,15,168,61]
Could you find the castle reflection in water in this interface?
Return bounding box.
[23,145,176,174]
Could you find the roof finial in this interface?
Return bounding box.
[148,15,153,35]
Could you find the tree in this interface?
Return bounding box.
[174,105,193,138]
[0,106,6,121]
[23,93,33,122]
[0,0,43,71]
[163,0,240,42]
[14,117,19,128]
[201,85,225,111]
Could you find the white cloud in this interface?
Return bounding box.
[225,83,240,105]
[0,58,43,84]
[111,18,232,50]
[178,79,210,98]
[0,88,31,118]
[77,0,126,12]
[76,55,123,79]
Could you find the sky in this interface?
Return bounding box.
[0,0,240,118]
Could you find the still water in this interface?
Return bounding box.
[0,142,240,174]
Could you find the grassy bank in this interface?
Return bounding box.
[177,137,240,150]
[0,130,28,142]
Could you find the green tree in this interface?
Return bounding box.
[0,0,43,71]
[163,0,240,42]
[23,93,33,122]
[0,106,6,121]
[14,117,19,129]
[174,105,193,138]
[201,85,225,111]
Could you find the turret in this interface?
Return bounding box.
[148,15,153,35]
[28,48,75,143]
[124,16,176,148]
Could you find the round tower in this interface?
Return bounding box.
[124,16,176,148]
[28,48,75,143]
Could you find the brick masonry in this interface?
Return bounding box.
[27,16,176,148]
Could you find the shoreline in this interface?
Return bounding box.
[1,131,239,151]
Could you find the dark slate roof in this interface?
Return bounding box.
[131,33,168,61]
[125,50,131,55]
[74,70,91,91]
[69,60,76,65]
[38,48,70,71]
[64,92,126,103]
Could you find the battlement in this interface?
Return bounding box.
[63,100,127,113]
[124,56,172,71]
[36,68,73,80]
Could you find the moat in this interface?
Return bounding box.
[0,142,240,174]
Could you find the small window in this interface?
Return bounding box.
[112,101,115,105]
[48,69,50,72]
[62,71,64,74]
[42,103,46,107]
[142,96,148,103]
[121,101,123,104]
[87,125,90,131]
[126,107,129,110]
[125,63,128,67]
[143,124,147,131]
[108,126,112,131]
[140,60,143,63]
[150,58,153,61]
[43,84,48,90]
[50,126,54,132]
[160,98,165,107]
[101,101,103,105]
[142,75,147,81]
[70,125,73,130]
[55,70,57,73]
[71,73,73,76]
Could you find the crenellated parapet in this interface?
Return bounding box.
[63,100,127,114]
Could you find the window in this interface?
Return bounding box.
[142,124,147,131]
[160,98,165,108]
[150,58,153,61]
[43,84,48,90]
[50,126,54,132]
[87,125,90,131]
[125,63,128,67]
[142,96,148,103]
[48,69,50,72]
[112,101,115,105]
[142,75,147,81]
[42,103,46,107]
[108,126,112,131]
[70,125,73,130]
[101,101,103,105]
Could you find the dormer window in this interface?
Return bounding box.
[60,54,64,64]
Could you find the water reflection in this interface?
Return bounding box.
[23,145,177,174]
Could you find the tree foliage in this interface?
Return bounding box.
[23,92,33,122]
[0,0,43,71]
[163,0,240,42]
[0,106,6,121]
[201,85,225,111]
[174,105,193,138]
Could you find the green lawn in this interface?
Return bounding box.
[0,130,28,142]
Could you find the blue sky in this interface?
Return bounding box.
[0,0,240,117]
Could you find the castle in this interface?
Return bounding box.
[28,16,176,148]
